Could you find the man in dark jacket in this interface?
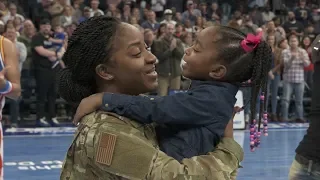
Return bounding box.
[151,23,184,96]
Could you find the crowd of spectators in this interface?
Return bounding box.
[0,0,319,127]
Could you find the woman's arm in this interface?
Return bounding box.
[90,118,243,180]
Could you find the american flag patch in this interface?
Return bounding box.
[95,132,117,166]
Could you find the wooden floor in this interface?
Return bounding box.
[3,125,307,180]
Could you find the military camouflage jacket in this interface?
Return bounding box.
[60,111,244,180]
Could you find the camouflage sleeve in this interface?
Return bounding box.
[230,169,238,180]
[148,138,243,180]
[89,119,243,180]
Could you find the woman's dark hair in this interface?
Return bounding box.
[212,26,272,138]
[57,16,121,105]
[301,36,311,49]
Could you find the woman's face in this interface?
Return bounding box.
[14,17,21,25]
[130,17,137,24]
[267,35,275,47]
[101,23,158,95]
[132,8,140,17]
[303,37,311,46]
[280,39,288,49]
[289,37,299,48]
[184,33,193,46]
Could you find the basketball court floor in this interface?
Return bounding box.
[3,123,309,180]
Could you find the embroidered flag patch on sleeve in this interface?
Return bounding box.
[96,132,117,166]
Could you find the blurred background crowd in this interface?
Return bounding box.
[0,0,319,128]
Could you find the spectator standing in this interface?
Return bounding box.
[78,6,91,23]
[281,34,310,122]
[305,24,317,41]
[240,15,259,35]
[283,11,304,38]
[182,0,201,26]
[48,0,64,28]
[89,0,104,17]
[262,5,276,22]
[266,34,282,122]
[31,0,52,29]
[60,5,77,27]
[2,3,25,23]
[160,9,176,25]
[151,0,166,18]
[207,2,221,23]
[264,20,283,43]
[31,19,63,127]
[151,23,184,96]
[141,10,160,32]
[294,0,313,26]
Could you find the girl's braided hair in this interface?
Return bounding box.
[213,26,272,151]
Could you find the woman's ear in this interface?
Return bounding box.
[95,64,114,81]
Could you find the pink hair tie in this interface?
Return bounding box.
[241,31,263,53]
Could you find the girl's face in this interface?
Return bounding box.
[182,27,225,80]
[303,37,311,46]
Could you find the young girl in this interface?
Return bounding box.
[266,34,282,121]
[73,25,272,160]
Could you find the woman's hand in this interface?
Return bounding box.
[73,93,104,125]
[224,106,242,138]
